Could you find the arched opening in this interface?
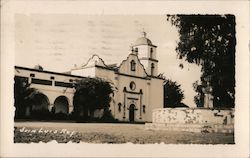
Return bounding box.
[129,81,136,91]
[30,93,50,119]
[150,48,153,58]
[118,103,122,112]
[54,96,69,114]
[129,104,136,122]
[151,63,155,76]
[130,60,136,71]
[135,47,138,53]
[31,93,49,111]
[142,105,146,113]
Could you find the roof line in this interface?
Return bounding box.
[15,66,85,78]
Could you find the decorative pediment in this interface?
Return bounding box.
[81,54,107,68]
[71,54,107,71]
[118,53,148,78]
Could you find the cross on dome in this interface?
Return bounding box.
[130,44,134,51]
[134,31,153,46]
[142,31,147,37]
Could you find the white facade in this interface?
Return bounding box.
[71,32,165,122]
[14,32,165,122]
[14,66,84,116]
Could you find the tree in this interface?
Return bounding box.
[73,77,114,120]
[192,80,204,107]
[14,76,38,118]
[167,15,235,108]
[164,79,185,107]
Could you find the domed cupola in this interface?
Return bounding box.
[134,32,153,46]
[132,32,158,76]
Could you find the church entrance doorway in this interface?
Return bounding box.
[129,104,135,122]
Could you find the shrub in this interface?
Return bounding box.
[31,109,51,120]
[100,109,118,123]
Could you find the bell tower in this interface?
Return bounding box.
[133,32,158,76]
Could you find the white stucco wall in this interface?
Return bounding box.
[71,66,96,77]
[135,45,148,58]
[147,78,164,121]
[118,54,147,78]
[113,75,149,122]
[15,67,83,114]
[95,67,115,83]
[93,52,164,122]
[152,108,234,125]
[135,45,156,59]
[15,39,164,122]
[134,44,158,76]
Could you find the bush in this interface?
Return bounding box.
[73,77,114,119]
[164,79,185,107]
[53,113,68,120]
[100,109,118,123]
[31,109,51,120]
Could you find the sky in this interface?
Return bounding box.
[15,14,201,107]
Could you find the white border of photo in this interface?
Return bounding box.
[1,0,249,157]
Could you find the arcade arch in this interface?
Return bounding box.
[54,96,69,114]
[31,93,50,112]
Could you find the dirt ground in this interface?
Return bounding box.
[14,122,234,144]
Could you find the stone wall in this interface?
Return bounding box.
[145,108,234,133]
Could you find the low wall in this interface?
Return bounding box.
[152,108,234,125]
[146,108,234,133]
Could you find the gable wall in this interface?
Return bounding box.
[118,54,147,78]
[94,56,164,122]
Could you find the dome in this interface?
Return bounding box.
[135,37,152,45]
[134,32,153,46]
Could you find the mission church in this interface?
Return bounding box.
[15,32,165,122]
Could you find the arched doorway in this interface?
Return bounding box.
[54,96,69,114]
[129,104,136,122]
